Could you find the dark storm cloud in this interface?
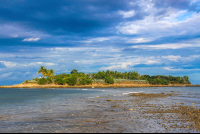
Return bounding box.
[0,0,142,35]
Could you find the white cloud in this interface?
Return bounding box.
[164,67,200,71]
[162,55,200,62]
[131,43,193,49]
[162,55,182,62]
[117,10,200,37]
[0,61,55,68]
[10,34,18,37]
[126,38,154,43]
[119,10,135,18]
[100,56,161,70]
[146,60,159,64]
[0,72,13,79]
[81,37,109,43]
[23,37,40,41]
[101,62,132,70]
[27,62,55,66]
[0,61,17,68]
[161,10,188,22]
[163,67,182,71]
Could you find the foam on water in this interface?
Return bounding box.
[122,91,143,95]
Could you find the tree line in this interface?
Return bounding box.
[24,66,191,85]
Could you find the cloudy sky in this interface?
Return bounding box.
[0,0,200,85]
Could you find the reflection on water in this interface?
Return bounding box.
[0,87,200,132]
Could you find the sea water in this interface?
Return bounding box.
[0,87,200,132]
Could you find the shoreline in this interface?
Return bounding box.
[0,83,199,88]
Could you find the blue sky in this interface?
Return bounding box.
[0,0,200,85]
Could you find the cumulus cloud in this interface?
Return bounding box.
[117,9,200,37]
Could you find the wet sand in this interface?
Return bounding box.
[1,91,200,133]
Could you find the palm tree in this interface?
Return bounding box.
[43,68,48,77]
[38,66,47,77]
[38,66,52,78]
[48,69,55,80]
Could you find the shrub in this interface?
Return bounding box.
[38,78,48,85]
[37,77,52,85]
[79,77,92,85]
[105,77,114,84]
[47,77,52,84]
[160,79,169,85]
[153,78,161,85]
[66,76,77,86]
[54,78,65,85]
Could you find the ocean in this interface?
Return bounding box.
[0,87,200,132]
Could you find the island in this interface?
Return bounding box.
[0,66,199,88]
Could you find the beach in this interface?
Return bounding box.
[0,87,200,133]
[0,82,197,89]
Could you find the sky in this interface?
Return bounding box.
[0,0,200,85]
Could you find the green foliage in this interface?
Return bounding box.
[160,79,169,85]
[54,78,65,85]
[33,66,192,86]
[141,75,190,85]
[105,77,114,84]
[38,66,55,81]
[79,77,92,85]
[38,77,52,85]
[32,78,40,82]
[47,77,52,84]
[23,79,38,84]
[66,76,77,86]
[153,78,161,85]
[71,69,78,74]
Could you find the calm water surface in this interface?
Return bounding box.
[0,87,200,132]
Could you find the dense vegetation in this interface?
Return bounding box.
[23,66,191,85]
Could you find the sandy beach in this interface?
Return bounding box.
[0,83,197,89]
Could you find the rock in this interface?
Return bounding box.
[111,105,119,107]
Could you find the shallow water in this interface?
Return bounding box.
[0,87,200,132]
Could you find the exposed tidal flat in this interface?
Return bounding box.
[0,87,200,133]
